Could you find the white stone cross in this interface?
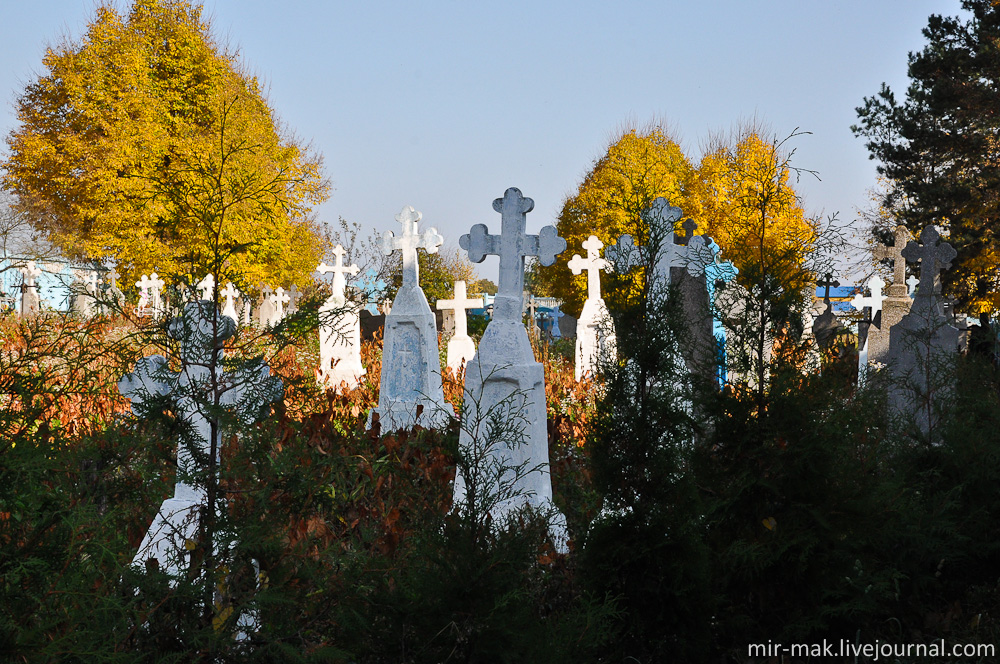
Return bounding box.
[107,267,121,291]
[83,270,98,294]
[568,235,610,302]
[460,187,566,321]
[259,286,275,327]
[907,274,920,297]
[382,206,443,288]
[318,244,360,303]
[221,282,240,322]
[196,274,215,301]
[437,280,482,339]
[851,274,887,319]
[20,260,41,288]
[901,225,956,298]
[874,224,911,297]
[286,285,300,315]
[270,287,290,323]
[136,273,162,314]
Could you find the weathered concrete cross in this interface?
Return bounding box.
[318,244,360,303]
[901,225,956,299]
[436,280,481,339]
[567,235,610,302]
[383,206,443,288]
[874,224,911,297]
[460,187,566,321]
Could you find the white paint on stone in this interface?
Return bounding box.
[456,187,568,550]
[317,246,365,390]
[436,280,482,373]
[371,206,451,431]
[568,235,616,381]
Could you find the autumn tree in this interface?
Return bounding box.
[3,0,328,288]
[534,124,701,316]
[853,0,1000,310]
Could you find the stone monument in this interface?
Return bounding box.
[371,205,450,431]
[220,282,241,322]
[568,235,616,381]
[850,274,887,379]
[456,187,568,549]
[436,280,482,373]
[258,286,276,328]
[119,301,282,577]
[19,261,41,317]
[812,273,844,352]
[317,246,365,390]
[869,225,915,366]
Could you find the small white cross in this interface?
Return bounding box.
[270,287,290,322]
[382,207,443,288]
[436,280,483,338]
[850,274,887,317]
[567,235,610,302]
[906,274,919,297]
[874,224,910,295]
[318,245,360,303]
[196,274,215,301]
[221,282,240,321]
[107,267,121,291]
[20,261,41,288]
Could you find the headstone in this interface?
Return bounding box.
[850,274,887,379]
[220,282,240,322]
[672,219,718,386]
[270,287,290,325]
[19,261,42,317]
[436,280,481,373]
[119,301,282,577]
[568,235,616,380]
[888,225,960,436]
[105,267,125,314]
[359,310,385,342]
[456,187,568,549]
[286,285,301,315]
[370,205,450,431]
[258,286,276,328]
[906,274,920,297]
[868,225,915,366]
[317,246,365,390]
[812,273,844,351]
[196,274,215,301]
[70,270,98,317]
[136,273,165,317]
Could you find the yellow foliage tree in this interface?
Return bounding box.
[534,125,701,316]
[3,0,328,287]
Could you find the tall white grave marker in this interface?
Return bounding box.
[317,246,365,390]
[19,261,42,317]
[119,301,282,577]
[270,287,290,326]
[851,274,887,378]
[220,282,240,322]
[867,225,915,365]
[196,274,215,301]
[568,235,616,381]
[457,187,568,548]
[436,280,482,373]
[258,286,276,328]
[372,206,449,431]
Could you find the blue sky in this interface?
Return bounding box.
[0,0,965,278]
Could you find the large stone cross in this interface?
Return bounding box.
[20,261,41,288]
[568,235,610,302]
[902,225,956,299]
[874,224,911,297]
[318,245,360,303]
[383,206,443,287]
[196,274,215,301]
[436,280,481,338]
[460,187,566,321]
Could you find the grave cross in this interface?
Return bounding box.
[221,282,240,321]
[850,274,887,324]
[567,235,610,302]
[196,274,215,301]
[107,267,121,292]
[460,187,566,321]
[677,218,698,246]
[382,206,443,287]
[82,270,98,294]
[901,225,956,298]
[874,224,910,296]
[318,245,360,303]
[271,287,290,322]
[436,280,482,338]
[818,273,840,304]
[136,273,164,314]
[286,285,300,315]
[20,261,41,289]
[906,274,920,297]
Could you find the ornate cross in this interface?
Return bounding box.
[196,274,215,301]
[567,235,610,302]
[107,267,121,291]
[271,287,290,321]
[818,273,840,304]
[220,282,240,321]
[906,274,919,297]
[383,206,443,288]
[874,224,910,297]
[20,261,41,289]
[460,187,566,321]
[851,274,887,325]
[318,244,360,303]
[436,280,482,338]
[901,225,956,298]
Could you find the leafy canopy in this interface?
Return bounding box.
[3,0,328,287]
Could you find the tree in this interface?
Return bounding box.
[534,124,700,316]
[3,0,328,287]
[853,0,1000,310]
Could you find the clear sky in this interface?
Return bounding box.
[0,0,966,279]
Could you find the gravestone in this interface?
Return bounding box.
[220,282,240,322]
[371,205,450,431]
[568,235,616,380]
[105,267,125,314]
[865,225,916,367]
[258,286,276,328]
[286,285,301,315]
[850,274,887,380]
[812,273,844,351]
[136,273,165,318]
[317,246,365,390]
[70,270,98,317]
[19,261,41,317]
[888,226,960,436]
[550,304,564,338]
[456,187,568,549]
[907,274,919,297]
[196,274,215,301]
[119,301,282,577]
[437,280,481,373]
[270,287,290,325]
[671,218,719,386]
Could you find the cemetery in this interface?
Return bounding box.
[5,2,1000,663]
